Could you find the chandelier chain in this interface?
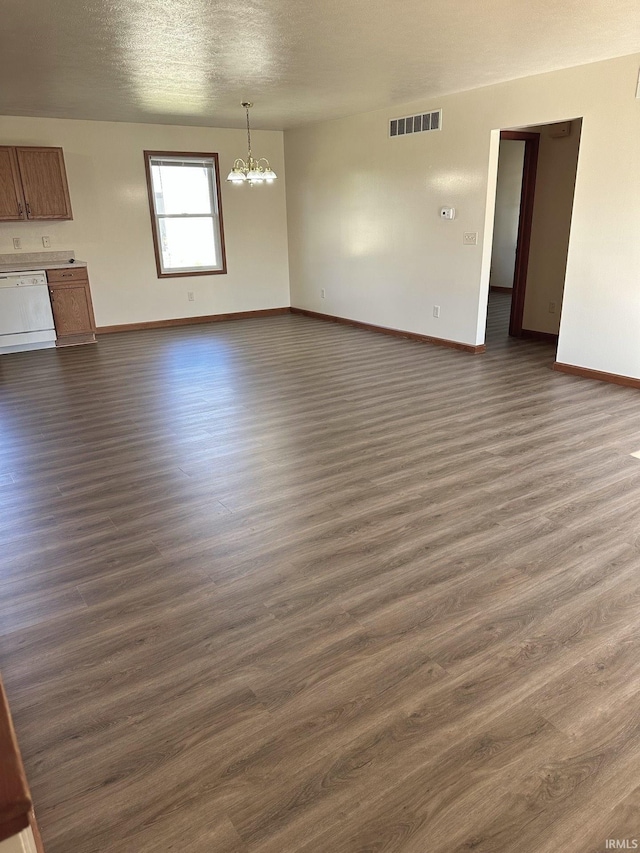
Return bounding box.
[246,104,252,159]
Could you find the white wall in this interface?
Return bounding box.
[0,116,290,326]
[285,53,640,378]
[489,140,524,290]
[0,828,37,853]
[522,121,581,335]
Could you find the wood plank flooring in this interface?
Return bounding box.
[1,296,640,852]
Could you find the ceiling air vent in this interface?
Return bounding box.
[389,109,442,138]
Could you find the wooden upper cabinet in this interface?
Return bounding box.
[15,147,73,220]
[0,146,72,221]
[0,147,25,221]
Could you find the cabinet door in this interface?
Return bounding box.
[49,284,94,337]
[0,147,26,221]
[15,147,73,220]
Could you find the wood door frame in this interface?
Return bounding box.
[500,130,540,337]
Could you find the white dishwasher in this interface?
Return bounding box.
[0,270,56,354]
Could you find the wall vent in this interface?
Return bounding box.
[389,109,442,138]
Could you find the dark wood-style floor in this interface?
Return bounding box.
[1,295,640,853]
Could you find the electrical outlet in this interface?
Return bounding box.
[42,236,51,248]
[548,302,556,314]
[12,237,21,250]
[433,305,441,319]
[321,288,326,299]
[463,232,478,245]
[187,291,195,302]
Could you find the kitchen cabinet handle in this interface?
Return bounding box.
[17,202,23,217]
[25,202,31,218]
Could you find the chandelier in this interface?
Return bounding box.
[227,102,277,185]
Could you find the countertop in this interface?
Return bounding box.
[0,260,87,273]
[0,251,87,274]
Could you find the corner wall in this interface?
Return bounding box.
[489,140,524,291]
[284,53,640,379]
[0,116,290,327]
[522,121,582,336]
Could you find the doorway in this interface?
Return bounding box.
[485,119,582,350]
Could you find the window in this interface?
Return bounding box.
[144,151,227,277]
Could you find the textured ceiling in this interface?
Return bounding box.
[0,0,639,129]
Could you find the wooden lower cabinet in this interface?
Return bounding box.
[46,267,96,346]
